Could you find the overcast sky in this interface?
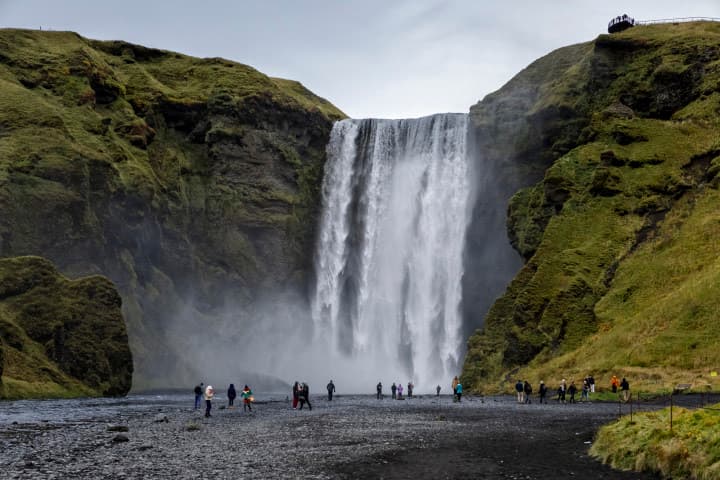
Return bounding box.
[2,1,720,118]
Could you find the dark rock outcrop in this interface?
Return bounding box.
[0,256,132,398]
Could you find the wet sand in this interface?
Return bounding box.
[0,393,663,479]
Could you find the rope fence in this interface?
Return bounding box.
[616,390,720,432]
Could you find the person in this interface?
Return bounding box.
[515,379,524,403]
[241,385,253,412]
[376,381,383,400]
[227,383,237,408]
[539,381,547,404]
[327,380,336,401]
[557,379,566,403]
[292,381,300,409]
[611,375,619,393]
[436,385,441,396]
[407,381,414,398]
[523,381,533,404]
[451,376,459,402]
[581,380,589,402]
[568,381,577,403]
[194,383,203,410]
[391,382,397,400]
[589,375,595,393]
[620,377,630,402]
[455,382,463,402]
[299,383,312,410]
[204,385,214,417]
[397,383,404,399]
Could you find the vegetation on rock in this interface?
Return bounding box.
[0,28,345,388]
[463,22,720,395]
[0,256,132,399]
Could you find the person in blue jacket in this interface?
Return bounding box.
[455,382,463,402]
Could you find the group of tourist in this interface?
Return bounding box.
[193,382,253,417]
[193,374,631,415]
[513,375,630,404]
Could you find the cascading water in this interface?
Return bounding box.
[312,113,472,390]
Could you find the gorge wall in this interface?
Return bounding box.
[0,29,344,389]
[462,21,720,392]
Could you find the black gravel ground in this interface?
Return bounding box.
[0,393,666,479]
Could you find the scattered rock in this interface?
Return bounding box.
[137,444,153,451]
[112,434,129,443]
[153,413,169,423]
[107,424,129,432]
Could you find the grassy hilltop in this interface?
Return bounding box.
[462,22,720,395]
[0,28,345,390]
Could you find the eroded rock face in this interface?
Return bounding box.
[462,23,720,391]
[0,29,345,387]
[0,256,132,398]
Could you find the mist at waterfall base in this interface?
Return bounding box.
[150,114,485,395]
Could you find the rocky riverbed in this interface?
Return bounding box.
[0,393,665,479]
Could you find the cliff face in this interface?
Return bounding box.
[0,29,345,387]
[0,256,132,398]
[463,22,720,392]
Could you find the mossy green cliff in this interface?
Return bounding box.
[0,29,345,388]
[463,22,720,394]
[0,256,132,399]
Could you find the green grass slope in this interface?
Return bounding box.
[0,28,345,388]
[462,22,720,395]
[0,256,132,399]
[590,403,720,478]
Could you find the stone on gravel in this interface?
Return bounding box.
[153,414,169,423]
[107,424,129,432]
[112,434,129,443]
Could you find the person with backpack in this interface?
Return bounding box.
[327,380,336,401]
[523,381,533,404]
[455,382,463,402]
[241,385,253,412]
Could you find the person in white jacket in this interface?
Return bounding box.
[204,385,214,417]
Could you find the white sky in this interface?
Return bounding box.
[2,1,719,118]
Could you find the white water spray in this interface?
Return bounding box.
[312,113,472,391]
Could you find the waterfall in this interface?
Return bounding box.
[312,113,472,389]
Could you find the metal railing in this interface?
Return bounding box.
[636,17,720,26]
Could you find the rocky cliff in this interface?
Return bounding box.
[463,21,720,392]
[0,256,132,398]
[0,29,345,388]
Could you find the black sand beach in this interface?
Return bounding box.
[0,393,663,479]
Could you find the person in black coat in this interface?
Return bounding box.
[299,383,312,410]
[523,381,533,404]
[227,384,237,408]
[539,381,547,404]
[327,380,336,401]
